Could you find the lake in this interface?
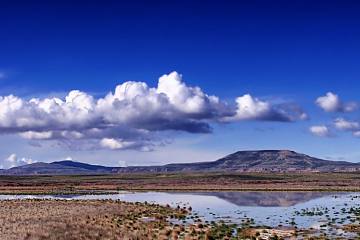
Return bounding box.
[1,191,359,237]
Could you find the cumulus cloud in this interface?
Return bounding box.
[223,94,306,122]
[309,125,331,137]
[0,71,306,150]
[332,118,360,138]
[310,118,360,139]
[0,154,35,169]
[316,92,358,113]
[333,118,360,131]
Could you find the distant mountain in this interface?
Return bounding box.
[4,162,92,175]
[117,150,360,173]
[1,150,359,175]
[51,160,115,172]
[4,161,119,175]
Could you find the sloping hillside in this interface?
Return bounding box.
[1,150,359,175]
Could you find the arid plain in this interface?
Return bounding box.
[0,172,359,194]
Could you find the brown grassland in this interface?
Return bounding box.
[0,172,359,194]
[0,199,192,240]
[0,199,311,240]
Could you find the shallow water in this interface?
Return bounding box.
[0,191,359,232]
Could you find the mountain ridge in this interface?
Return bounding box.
[1,150,359,175]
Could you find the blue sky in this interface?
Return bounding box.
[0,0,360,167]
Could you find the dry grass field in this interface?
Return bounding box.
[0,172,359,194]
[0,199,189,240]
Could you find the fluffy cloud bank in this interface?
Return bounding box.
[0,72,306,150]
[316,92,358,113]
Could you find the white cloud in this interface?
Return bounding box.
[0,153,35,169]
[156,72,227,117]
[309,125,331,137]
[316,92,358,112]
[223,94,306,122]
[19,131,53,139]
[333,118,360,131]
[353,131,360,137]
[0,71,306,150]
[311,118,360,139]
[228,94,273,120]
[100,138,136,150]
[332,118,360,138]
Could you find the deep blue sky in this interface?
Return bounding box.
[1,1,360,166]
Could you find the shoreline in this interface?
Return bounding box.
[0,188,360,195]
[0,189,360,196]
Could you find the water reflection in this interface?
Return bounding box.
[0,191,340,207]
[192,191,334,207]
[0,191,358,230]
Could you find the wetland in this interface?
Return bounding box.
[1,191,360,239]
[1,173,360,239]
